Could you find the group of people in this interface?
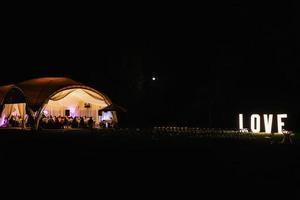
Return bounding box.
[40,115,95,129]
[39,115,116,129]
[1,115,24,128]
[1,113,116,130]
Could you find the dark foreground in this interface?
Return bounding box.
[0,128,299,189]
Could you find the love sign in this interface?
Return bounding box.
[239,114,287,134]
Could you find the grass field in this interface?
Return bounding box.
[0,128,298,187]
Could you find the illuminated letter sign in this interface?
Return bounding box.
[239,114,287,133]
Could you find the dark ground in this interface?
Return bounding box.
[0,128,299,190]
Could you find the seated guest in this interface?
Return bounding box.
[99,120,105,128]
[88,117,94,129]
[61,117,67,129]
[40,117,47,129]
[71,117,79,128]
[79,117,85,128]
[48,116,55,129]
[54,117,61,129]
[9,116,15,127]
[26,115,35,129]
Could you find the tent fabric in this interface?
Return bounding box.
[2,103,26,120]
[50,89,105,104]
[0,85,13,105]
[2,104,14,119]
[0,86,27,127]
[0,85,20,105]
[43,89,109,123]
[50,89,77,101]
[17,77,112,111]
[82,90,105,101]
[17,103,26,121]
[0,103,26,126]
[0,77,117,128]
[17,77,82,110]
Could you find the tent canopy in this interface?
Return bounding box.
[0,77,118,128]
[0,85,14,105]
[17,77,112,111]
[49,89,107,107]
[0,85,25,105]
[44,88,109,121]
[0,85,26,127]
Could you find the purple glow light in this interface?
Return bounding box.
[69,107,76,117]
[102,111,113,121]
[0,114,6,127]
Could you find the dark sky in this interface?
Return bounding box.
[1,2,299,127]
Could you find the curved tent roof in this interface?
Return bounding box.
[17,77,112,111]
[0,85,14,105]
[0,85,24,105]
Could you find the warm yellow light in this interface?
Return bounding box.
[277,114,287,134]
[251,114,260,133]
[239,114,243,130]
[263,114,273,134]
[238,113,288,134]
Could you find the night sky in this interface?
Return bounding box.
[1,2,299,128]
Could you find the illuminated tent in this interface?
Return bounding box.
[0,85,26,127]
[17,77,116,128]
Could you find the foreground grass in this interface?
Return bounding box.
[0,128,299,185]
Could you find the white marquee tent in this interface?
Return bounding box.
[0,77,117,129]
